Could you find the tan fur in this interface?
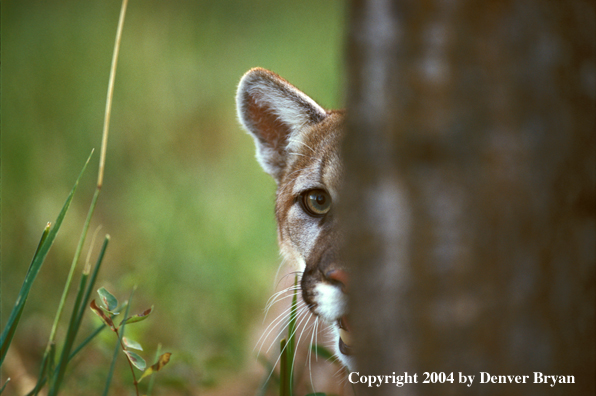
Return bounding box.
[237,68,352,370]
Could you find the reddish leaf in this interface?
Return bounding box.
[138,352,172,382]
[90,299,115,330]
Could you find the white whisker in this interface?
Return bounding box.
[261,305,311,387]
[314,319,320,362]
[273,256,288,285]
[265,305,310,354]
[264,296,300,319]
[264,291,300,315]
[264,285,301,313]
[255,301,305,355]
[264,285,298,309]
[290,307,314,370]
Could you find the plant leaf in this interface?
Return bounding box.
[97,287,118,312]
[152,352,171,372]
[138,352,171,383]
[89,300,115,330]
[122,337,143,351]
[102,291,134,396]
[120,305,154,326]
[124,350,146,371]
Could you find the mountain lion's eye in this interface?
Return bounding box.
[302,189,331,216]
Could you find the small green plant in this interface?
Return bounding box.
[0,1,172,395]
[90,287,171,396]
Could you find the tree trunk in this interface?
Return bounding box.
[342,1,595,395]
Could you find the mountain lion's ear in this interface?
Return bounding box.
[236,68,327,183]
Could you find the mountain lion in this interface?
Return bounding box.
[236,68,353,370]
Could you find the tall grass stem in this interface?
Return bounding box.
[44,0,128,384]
[98,0,128,188]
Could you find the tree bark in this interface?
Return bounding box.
[342,1,595,395]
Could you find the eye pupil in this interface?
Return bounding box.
[315,194,326,205]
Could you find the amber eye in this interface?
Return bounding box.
[302,189,332,216]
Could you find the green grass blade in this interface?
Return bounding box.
[26,341,56,396]
[20,224,52,396]
[27,357,48,396]
[285,275,298,396]
[280,338,288,396]
[75,236,110,331]
[25,223,52,277]
[0,223,49,368]
[0,151,93,366]
[48,271,89,395]
[68,323,106,362]
[0,300,25,367]
[26,312,117,395]
[102,325,122,396]
[47,343,56,385]
[0,378,10,394]
[45,344,56,395]
[269,275,299,396]
[28,230,107,396]
[46,187,100,352]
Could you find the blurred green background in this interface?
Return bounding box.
[1,0,345,394]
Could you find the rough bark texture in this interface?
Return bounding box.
[342,1,595,395]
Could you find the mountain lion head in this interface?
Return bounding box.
[236,68,353,370]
